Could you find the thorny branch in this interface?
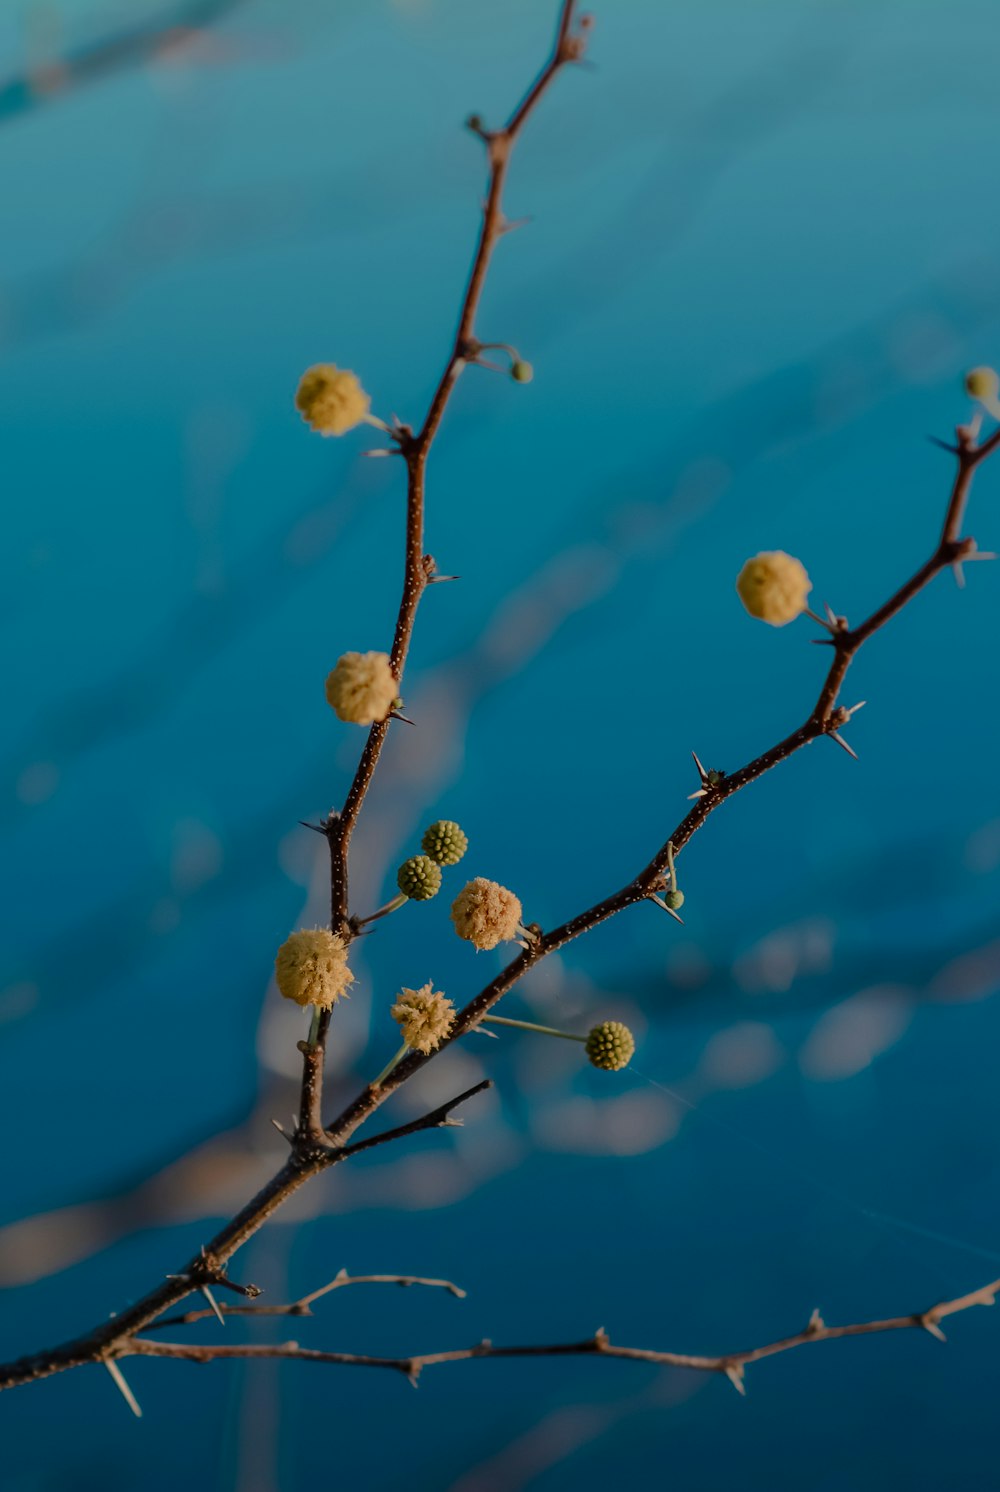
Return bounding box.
[148,1269,467,1332]
[2,0,999,1413]
[300,0,585,1144]
[117,1276,1000,1393]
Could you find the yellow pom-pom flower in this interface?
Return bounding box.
[450,877,522,952]
[295,364,371,436]
[274,928,354,1010]
[735,551,812,627]
[325,651,397,725]
[390,982,455,1054]
[965,366,1000,419]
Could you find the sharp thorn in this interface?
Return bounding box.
[922,1319,947,1343]
[298,820,327,835]
[829,731,858,761]
[390,711,416,726]
[927,435,960,455]
[691,750,708,781]
[724,1364,746,1397]
[201,1286,226,1327]
[952,561,966,589]
[687,788,708,799]
[105,1359,143,1418]
[649,893,685,925]
[428,573,461,584]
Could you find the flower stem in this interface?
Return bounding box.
[356,894,408,928]
[481,1014,585,1043]
[372,1042,411,1088]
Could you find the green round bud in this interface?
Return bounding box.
[665,889,685,911]
[396,855,442,902]
[965,366,999,403]
[510,360,533,384]
[585,1020,635,1073]
[421,819,469,867]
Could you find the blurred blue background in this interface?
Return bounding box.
[2,0,1000,1486]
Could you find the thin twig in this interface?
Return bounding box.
[148,1269,467,1330]
[120,1277,999,1392]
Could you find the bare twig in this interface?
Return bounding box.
[119,1277,999,1393]
[149,1269,467,1330]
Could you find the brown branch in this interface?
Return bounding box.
[1,0,999,1410]
[304,0,585,1136]
[148,1269,467,1331]
[119,1277,999,1392]
[0,1081,489,1390]
[321,418,1000,1140]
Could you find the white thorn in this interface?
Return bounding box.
[649,893,685,925]
[105,1359,142,1418]
[201,1285,225,1327]
[829,731,858,761]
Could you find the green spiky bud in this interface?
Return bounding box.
[510,360,533,384]
[665,889,685,911]
[396,855,442,902]
[585,1020,635,1072]
[421,820,469,867]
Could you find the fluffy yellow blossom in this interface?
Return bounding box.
[965,366,1000,418]
[450,877,522,952]
[275,928,354,1009]
[325,651,397,725]
[295,364,370,436]
[390,982,455,1054]
[735,551,811,627]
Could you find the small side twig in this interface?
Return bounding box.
[148,1269,467,1331]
